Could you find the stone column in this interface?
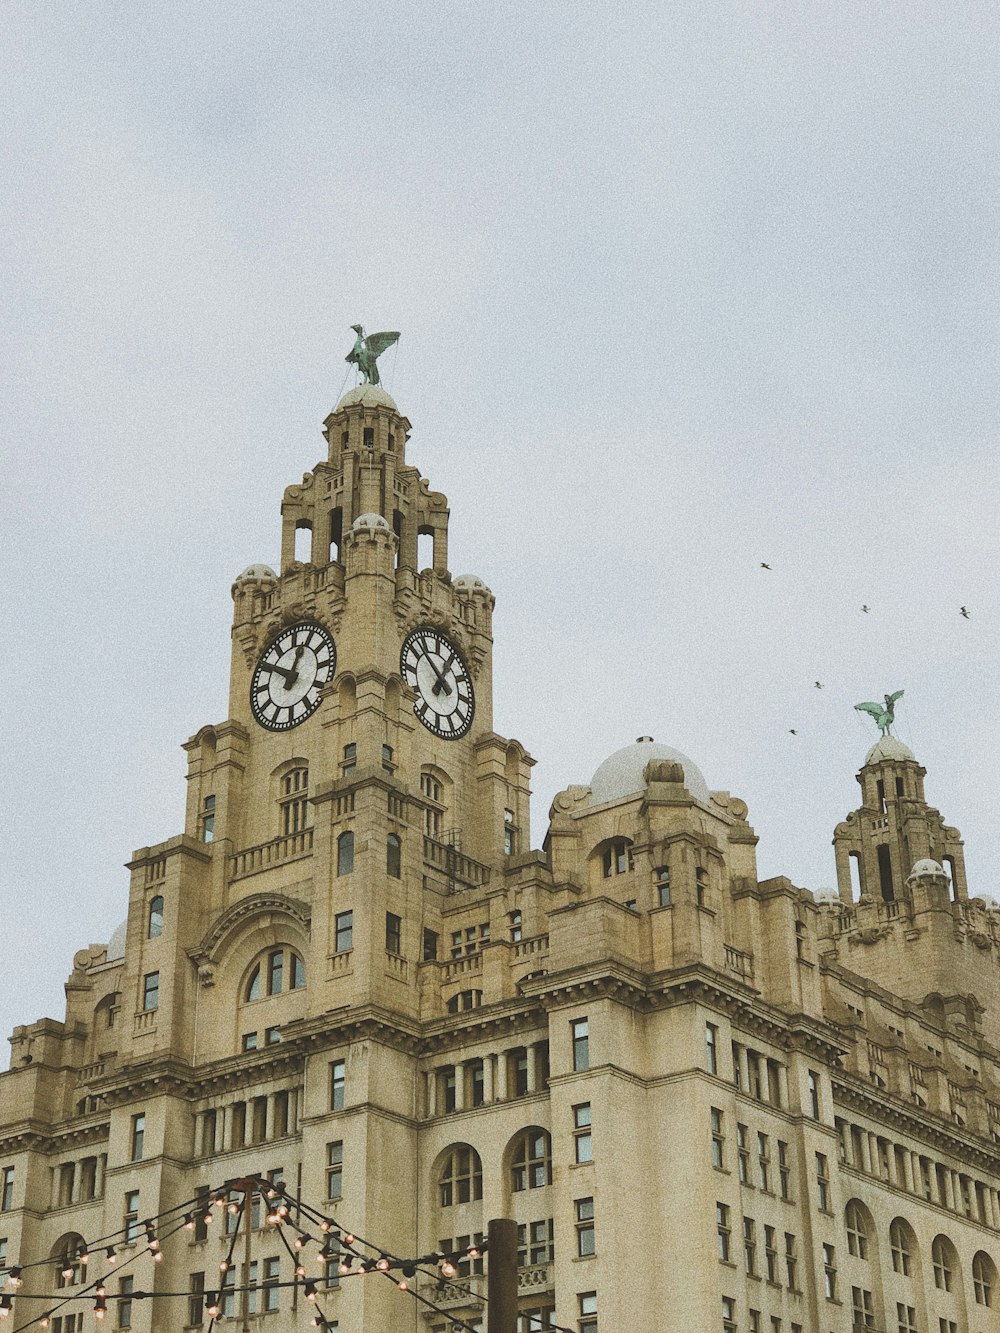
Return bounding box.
[495,1051,509,1102]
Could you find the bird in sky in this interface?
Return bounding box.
[861,605,870,613]
[814,681,823,689]
[789,728,798,735]
[960,606,970,619]
[760,562,772,570]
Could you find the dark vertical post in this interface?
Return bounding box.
[487,1217,518,1333]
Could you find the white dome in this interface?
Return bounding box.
[454,574,492,595]
[234,563,277,583]
[865,735,915,765]
[352,512,390,532]
[106,919,127,962]
[909,858,946,878]
[335,384,398,411]
[589,737,710,806]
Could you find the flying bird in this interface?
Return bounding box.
[960,606,970,619]
[760,562,772,570]
[861,605,870,614]
[814,681,823,689]
[789,729,798,736]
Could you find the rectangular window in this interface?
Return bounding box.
[262,1257,280,1311]
[655,865,671,906]
[330,1059,346,1110]
[706,1022,719,1074]
[385,912,402,956]
[241,1032,258,1052]
[335,911,353,953]
[573,1104,593,1163]
[732,1040,743,1089]
[784,1232,798,1290]
[342,743,357,775]
[220,1267,236,1318]
[749,1312,761,1333]
[118,1275,134,1329]
[142,972,159,1011]
[716,1202,731,1262]
[422,929,439,961]
[743,1217,757,1275]
[80,1157,98,1202]
[757,1132,770,1191]
[897,1305,918,1333]
[202,794,215,842]
[325,1140,343,1200]
[0,1237,7,1282]
[764,1225,777,1283]
[381,744,394,772]
[777,1140,791,1199]
[807,1069,820,1118]
[579,1292,597,1333]
[737,1124,750,1184]
[571,1018,590,1071]
[722,1296,736,1333]
[747,1049,763,1100]
[711,1108,725,1169]
[124,1190,140,1243]
[815,1152,830,1211]
[264,1026,281,1046]
[851,1287,875,1329]
[130,1114,145,1162]
[268,949,283,995]
[575,1197,595,1257]
[823,1244,837,1300]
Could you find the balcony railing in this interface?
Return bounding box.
[423,836,491,892]
[229,828,314,881]
[724,945,754,982]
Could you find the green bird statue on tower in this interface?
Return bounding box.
[346,324,400,385]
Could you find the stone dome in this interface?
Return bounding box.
[233,563,277,584]
[909,858,946,878]
[865,735,915,765]
[352,512,390,532]
[589,737,710,806]
[106,919,127,962]
[813,888,841,907]
[335,384,398,412]
[454,574,492,595]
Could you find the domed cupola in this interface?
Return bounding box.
[589,736,711,807]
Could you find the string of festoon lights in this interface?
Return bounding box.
[1,1175,578,1333]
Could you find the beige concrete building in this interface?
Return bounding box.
[3,384,1000,1333]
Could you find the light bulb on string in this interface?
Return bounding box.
[337,1257,352,1276]
[205,1293,220,1317]
[304,1281,318,1304]
[440,1258,457,1279]
[105,1248,117,1265]
[376,1256,390,1273]
[5,1269,21,1290]
[294,1233,312,1251]
[343,1233,355,1246]
[319,1219,332,1234]
[94,1295,107,1321]
[397,1278,408,1291]
[183,1214,195,1230]
[219,1261,229,1274]
[0,1295,12,1318]
[294,1264,306,1279]
[80,1251,90,1267]
[40,1315,51,1329]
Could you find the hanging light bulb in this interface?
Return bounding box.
[467,1243,482,1260]
[0,1295,13,1318]
[95,1285,106,1299]
[343,1233,355,1246]
[105,1248,117,1265]
[303,1281,318,1304]
[440,1258,457,1279]
[183,1214,195,1230]
[6,1269,21,1290]
[204,1292,220,1317]
[219,1261,229,1275]
[397,1279,408,1291]
[319,1219,332,1234]
[94,1295,107,1321]
[375,1255,390,1273]
[316,1246,333,1265]
[40,1314,51,1328]
[276,1204,289,1218]
[294,1264,306,1279]
[227,1200,240,1215]
[80,1251,90,1267]
[62,1262,76,1279]
[337,1256,352,1276]
[294,1233,312,1251]
[202,1208,214,1225]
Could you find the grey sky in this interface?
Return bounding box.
[2,2,999,1055]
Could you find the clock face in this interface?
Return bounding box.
[400,628,475,739]
[251,621,337,731]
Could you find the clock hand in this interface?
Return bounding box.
[431,652,455,697]
[262,662,297,684]
[284,644,306,690]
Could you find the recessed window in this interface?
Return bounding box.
[335,911,353,954]
[385,912,402,956]
[511,1130,552,1192]
[142,972,159,1012]
[579,1292,597,1333]
[147,896,164,939]
[330,1059,346,1111]
[509,909,522,942]
[381,744,394,772]
[202,794,215,843]
[242,1032,258,1052]
[387,834,402,879]
[503,808,516,856]
[244,949,305,1002]
[573,1104,592,1163]
[279,766,309,835]
[0,1168,13,1212]
[571,1018,589,1071]
[326,1141,343,1200]
[264,1026,281,1045]
[130,1114,145,1162]
[655,865,670,906]
[342,743,357,776]
[337,831,355,876]
[601,839,631,877]
[123,1191,140,1243]
[575,1197,596,1256]
[422,929,439,962]
[439,1146,483,1206]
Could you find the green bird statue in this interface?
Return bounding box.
[854,690,904,737]
[346,325,400,386]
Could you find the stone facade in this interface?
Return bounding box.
[3,387,1000,1333]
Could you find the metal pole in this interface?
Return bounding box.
[487,1217,518,1333]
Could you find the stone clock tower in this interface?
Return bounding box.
[5,369,1000,1333]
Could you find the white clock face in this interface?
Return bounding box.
[251,621,337,731]
[400,628,475,739]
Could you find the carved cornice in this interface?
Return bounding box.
[189,892,312,974]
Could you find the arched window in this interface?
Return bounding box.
[931,1235,956,1291]
[439,1146,483,1207]
[889,1219,914,1276]
[337,831,354,876]
[387,834,401,879]
[279,765,310,835]
[52,1234,87,1289]
[510,1129,552,1193]
[420,768,448,839]
[447,990,483,1013]
[147,896,164,939]
[845,1200,869,1259]
[598,838,633,878]
[244,949,305,1003]
[973,1250,996,1306]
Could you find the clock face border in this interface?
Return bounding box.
[250,620,337,732]
[400,627,475,740]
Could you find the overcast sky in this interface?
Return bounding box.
[2,2,999,1057]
